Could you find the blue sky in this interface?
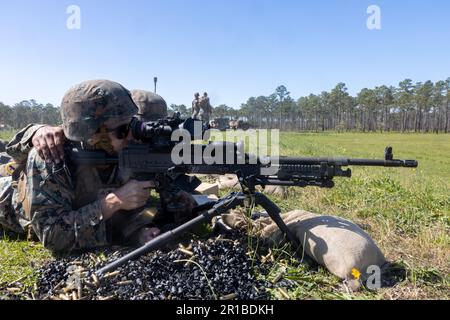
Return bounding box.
[0,0,449,108]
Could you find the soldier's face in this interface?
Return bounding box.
[89,118,134,153]
[106,118,134,152]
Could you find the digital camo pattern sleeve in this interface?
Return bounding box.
[21,148,109,253]
[6,124,45,164]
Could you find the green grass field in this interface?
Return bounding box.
[261,132,449,299]
[1,131,449,299]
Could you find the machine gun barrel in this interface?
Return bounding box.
[347,158,418,167]
[275,156,418,168]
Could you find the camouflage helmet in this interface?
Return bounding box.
[131,90,168,121]
[61,80,138,141]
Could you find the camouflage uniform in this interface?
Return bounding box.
[199,94,212,123]
[4,124,45,164]
[192,94,200,119]
[0,124,45,232]
[0,152,13,177]
[0,81,156,253]
[131,90,168,121]
[0,139,8,152]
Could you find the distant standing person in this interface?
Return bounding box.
[191,92,200,119]
[199,92,212,123]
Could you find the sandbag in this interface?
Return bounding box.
[217,174,241,190]
[195,182,220,196]
[221,209,251,230]
[221,209,386,281]
[263,185,287,198]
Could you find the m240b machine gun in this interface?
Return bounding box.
[66,115,418,276]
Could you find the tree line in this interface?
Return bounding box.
[0,100,61,130]
[199,78,450,133]
[2,78,450,133]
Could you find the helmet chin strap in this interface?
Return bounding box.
[89,126,116,155]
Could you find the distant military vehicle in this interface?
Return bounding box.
[210,117,230,131]
[229,119,251,131]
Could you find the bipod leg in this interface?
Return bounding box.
[254,192,301,252]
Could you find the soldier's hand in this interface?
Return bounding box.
[32,126,66,164]
[137,227,161,245]
[163,190,196,223]
[113,180,155,211]
[173,190,196,213]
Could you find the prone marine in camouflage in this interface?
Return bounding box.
[131,90,168,122]
[0,80,164,253]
